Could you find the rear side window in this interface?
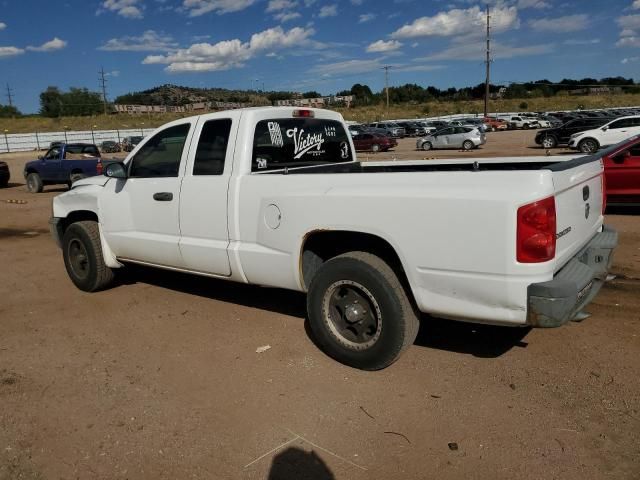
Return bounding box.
[129,124,190,178]
[193,119,232,175]
[252,118,353,172]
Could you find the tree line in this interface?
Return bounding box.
[18,76,640,118]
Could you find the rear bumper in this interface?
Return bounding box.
[527,225,618,327]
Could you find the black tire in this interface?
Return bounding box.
[421,141,432,151]
[26,173,43,193]
[462,140,474,151]
[578,138,599,154]
[307,251,419,370]
[541,135,557,149]
[523,123,530,130]
[69,172,86,184]
[62,221,115,292]
[371,144,380,153]
[0,180,8,189]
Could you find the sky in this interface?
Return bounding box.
[1,0,640,113]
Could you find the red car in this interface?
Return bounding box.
[601,135,640,205]
[352,133,397,152]
[483,117,508,131]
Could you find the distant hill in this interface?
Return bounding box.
[114,84,285,106]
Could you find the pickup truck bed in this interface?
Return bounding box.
[49,107,617,370]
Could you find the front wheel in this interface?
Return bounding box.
[462,140,474,151]
[578,138,599,154]
[522,123,530,130]
[421,141,432,151]
[307,252,419,370]
[541,136,557,149]
[62,221,115,292]
[26,173,43,193]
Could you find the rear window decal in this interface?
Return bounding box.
[286,127,325,159]
[268,122,284,147]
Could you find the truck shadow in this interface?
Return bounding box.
[606,205,640,215]
[120,265,530,359]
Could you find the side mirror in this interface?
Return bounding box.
[104,162,127,179]
[602,126,609,131]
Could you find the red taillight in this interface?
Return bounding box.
[517,196,556,263]
[601,173,606,215]
[292,109,314,118]
[96,160,103,175]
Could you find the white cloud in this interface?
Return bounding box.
[350,0,363,4]
[391,4,518,39]
[517,0,550,8]
[143,26,315,72]
[358,13,375,23]
[307,57,444,77]
[616,14,640,47]
[415,41,553,62]
[0,22,6,31]
[621,56,639,63]
[99,31,177,51]
[633,0,640,9]
[266,0,297,11]
[182,0,256,16]
[618,14,640,29]
[26,37,68,52]
[106,70,120,77]
[528,14,589,32]
[101,0,144,18]
[0,46,24,58]
[274,11,301,22]
[366,39,402,53]
[318,4,337,17]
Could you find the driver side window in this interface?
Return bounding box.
[45,148,60,160]
[129,124,190,178]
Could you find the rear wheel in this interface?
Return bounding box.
[26,173,43,193]
[542,135,557,149]
[462,140,474,151]
[62,221,114,292]
[307,252,419,370]
[421,141,432,151]
[578,138,599,154]
[371,144,380,153]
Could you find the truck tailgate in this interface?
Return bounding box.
[552,158,604,271]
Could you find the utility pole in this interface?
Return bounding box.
[484,4,491,118]
[382,65,392,111]
[5,83,14,107]
[99,67,108,115]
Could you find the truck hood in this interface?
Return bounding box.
[72,175,110,188]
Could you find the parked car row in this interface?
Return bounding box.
[535,115,640,153]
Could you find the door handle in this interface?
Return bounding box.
[153,192,173,201]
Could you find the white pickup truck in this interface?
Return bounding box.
[50,107,617,370]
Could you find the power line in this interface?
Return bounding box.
[382,65,392,111]
[99,67,108,115]
[5,83,14,107]
[484,4,491,118]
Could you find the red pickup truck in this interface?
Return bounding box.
[601,135,640,206]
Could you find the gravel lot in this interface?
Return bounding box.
[1,130,639,479]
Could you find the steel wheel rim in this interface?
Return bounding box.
[27,176,35,191]
[542,137,554,148]
[583,141,596,153]
[322,280,382,350]
[463,141,473,150]
[68,238,90,280]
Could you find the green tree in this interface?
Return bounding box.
[302,91,322,98]
[39,86,63,117]
[0,104,21,118]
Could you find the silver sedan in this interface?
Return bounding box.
[416,126,486,151]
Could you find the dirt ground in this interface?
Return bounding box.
[1,131,639,479]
